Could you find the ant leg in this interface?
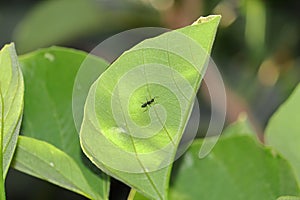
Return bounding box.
[143,106,148,112]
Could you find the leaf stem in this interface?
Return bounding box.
[127,188,136,200]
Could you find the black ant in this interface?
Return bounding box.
[141,97,157,110]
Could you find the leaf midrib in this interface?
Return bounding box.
[109,83,164,199]
[2,67,22,156]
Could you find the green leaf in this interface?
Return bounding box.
[222,114,255,136]
[12,46,109,199]
[266,84,300,182]
[0,43,24,199]
[80,15,221,199]
[169,135,300,200]
[13,136,101,199]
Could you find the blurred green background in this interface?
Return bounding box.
[1,0,299,199]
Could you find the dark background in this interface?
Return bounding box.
[1,0,299,199]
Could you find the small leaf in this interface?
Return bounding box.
[0,43,24,199]
[80,15,221,199]
[266,84,300,182]
[12,46,109,199]
[13,136,99,199]
[169,135,300,200]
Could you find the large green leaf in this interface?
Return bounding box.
[169,135,300,200]
[0,43,24,199]
[266,84,300,182]
[80,15,221,199]
[12,46,109,199]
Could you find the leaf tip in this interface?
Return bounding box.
[192,15,222,25]
[1,42,15,52]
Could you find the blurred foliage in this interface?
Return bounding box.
[12,0,159,53]
[210,0,300,126]
[0,0,299,199]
